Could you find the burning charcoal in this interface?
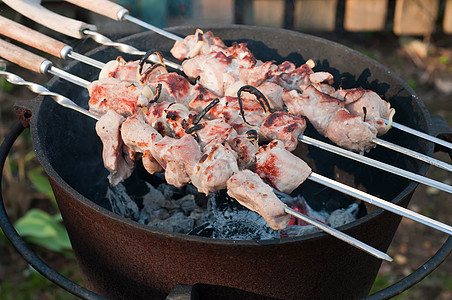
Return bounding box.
[142,182,166,206]
[157,182,178,200]
[153,208,170,221]
[178,196,196,215]
[210,210,279,241]
[281,225,319,238]
[189,208,209,225]
[150,212,195,234]
[107,184,140,221]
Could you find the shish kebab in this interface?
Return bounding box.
[60,0,452,152]
[0,38,450,195]
[1,40,451,241]
[0,20,449,175]
[0,70,391,262]
[2,3,451,156]
[2,6,450,169]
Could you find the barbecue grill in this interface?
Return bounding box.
[0,21,451,299]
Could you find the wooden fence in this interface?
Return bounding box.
[3,0,451,35]
[194,0,452,35]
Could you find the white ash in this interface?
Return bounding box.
[107,182,359,240]
[327,203,359,228]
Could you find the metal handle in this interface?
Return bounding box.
[0,15,69,59]
[2,0,96,39]
[0,123,450,299]
[64,0,128,21]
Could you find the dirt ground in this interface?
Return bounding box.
[0,28,451,299]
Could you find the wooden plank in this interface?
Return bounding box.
[200,0,234,24]
[444,0,452,33]
[253,0,285,28]
[344,0,388,31]
[394,0,439,35]
[294,0,338,31]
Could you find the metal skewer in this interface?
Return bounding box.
[373,138,452,172]
[284,207,393,261]
[299,135,452,194]
[383,118,452,150]
[39,0,452,156]
[3,1,450,162]
[2,65,450,242]
[0,16,104,70]
[0,69,393,262]
[1,38,449,195]
[0,71,98,120]
[1,0,182,71]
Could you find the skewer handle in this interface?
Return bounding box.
[0,39,49,74]
[0,16,69,59]
[2,0,96,39]
[64,0,128,21]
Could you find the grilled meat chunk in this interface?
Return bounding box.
[255,140,311,194]
[344,90,391,136]
[151,135,202,187]
[282,86,342,135]
[170,29,227,60]
[88,78,150,117]
[95,109,135,186]
[120,114,163,175]
[191,142,239,195]
[227,169,291,230]
[259,111,306,151]
[228,130,259,170]
[325,109,377,153]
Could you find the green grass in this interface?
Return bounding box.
[0,264,82,300]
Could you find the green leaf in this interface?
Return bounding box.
[14,209,72,252]
[27,167,56,202]
[15,209,58,238]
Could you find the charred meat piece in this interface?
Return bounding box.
[344,90,392,136]
[282,86,343,135]
[95,109,135,186]
[325,109,377,153]
[191,142,239,195]
[227,169,291,230]
[145,101,173,136]
[228,130,259,170]
[259,111,307,151]
[170,29,227,60]
[88,78,150,117]
[182,51,239,96]
[120,114,163,175]
[98,56,142,82]
[165,103,198,138]
[218,96,268,134]
[255,140,311,194]
[188,83,221,116]
[145,73,192,105]
[190,118,238,150]
[276,63,313,91]
[283,86,378,152]
[151,135,202,187]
